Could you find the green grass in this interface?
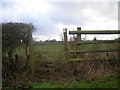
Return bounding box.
[16,42,65,59]
[79,43,118,51]
[47,54,65,59]
[35,43,65,59]
[89,80,118,88]
[35,43,64,52]
[16,42,118,60]
[16,47,26,56]
[31,77,119,88]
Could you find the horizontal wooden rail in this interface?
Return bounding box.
[69,30,120,34]
[69,57,113,61]
[70,50,120,54]
[77,40,119,45]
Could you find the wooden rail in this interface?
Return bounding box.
[69,30,120,34]
[70,50,120,54]
[77,40,119,45]
[69,58,113,61]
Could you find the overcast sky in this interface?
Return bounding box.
[1,0,119,41]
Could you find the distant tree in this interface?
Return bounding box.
[69,36,77,41]
[59,33,64,41]
[93,37,97,41]
[39,40,42,42]
[50,39,57,42]
[114,37,120,41]
[44,39,50,42]
[69,36,76,41]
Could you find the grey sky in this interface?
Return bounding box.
[1,0,119,41]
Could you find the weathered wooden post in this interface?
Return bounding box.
[63,28,69,60]
[77,27,81,42]
[0,23,2,90]
[77,27,81,57]
[28,26,35,79]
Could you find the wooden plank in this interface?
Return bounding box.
[77,40,119,45]
[70,50,120,54]
[69,57,112,61]
[69,30,120,34]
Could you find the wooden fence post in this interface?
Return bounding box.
[77,27,81,57]
[63,28,69,60]
[0,23,2,90]
[77,27,81,42]
[28,26,35,79]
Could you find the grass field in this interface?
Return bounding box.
[35,42,65,60]
[31,77,119,88]
[35,42,64,52]
[16,42,65,59]
[70,42,118,51]
[16,41,119,61]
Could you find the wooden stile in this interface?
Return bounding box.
[68,27,119,61]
